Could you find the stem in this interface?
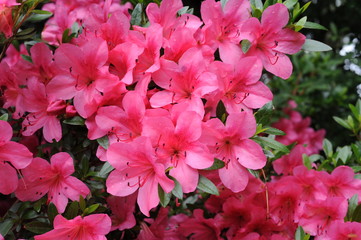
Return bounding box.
[0,0,44,60]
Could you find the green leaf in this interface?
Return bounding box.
[295,226,305,240]
[302,154,312,170]
[24,221,52,234]
[171,178,183,200]
[203,158,225,170]
[47,203,58,225]
[131,3,143,26]
[294,16,307,31]
[323,139,333,158]
[254,136,290,153]
[64,201,79,219]
[83,204,99,215]
[352,203,361,222]
[302,39,332,52]
[335,146,352,164]
[97,135,109,149]
[158,185,171,207]
[347,194,359,221]
[178,6,189,15]
[22,209,39,219]
[79,195,86,212]
[0,113,8,121]
[216,100,226,120]
[263,127,286,136]
[197,175,219,195]
[97,162,114,178]
[27,10,53,22]
[299,1,311,14]
[284,0,298,9]
[21,54,33,63]
[63,116,85,126]
[333,116,352,130]
[0,219,14,237]
[255,102,274,125]
[303,21,328,31]
[17,27,35,36]
[241,39,252,54]
[221,0,229,8]
[251,0,263,9]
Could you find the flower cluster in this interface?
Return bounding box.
[0,0,341,239]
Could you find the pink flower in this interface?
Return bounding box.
[21,77,66,142]
[201,111,266,192]
[34,214,111,240]
[106,137,174,216]
[317,166,361,199]
[298,197,348,236]
[47,36,118,118]
[241,3,306,79]
[201,0,250,60]
[107,193,137,231]
[0,4,13,37]
[321,221,361,240]
[143,111,214,193]
[179,209,222,240]
[0,120,33,195]
[16,152,90,213]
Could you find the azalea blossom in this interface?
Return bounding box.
[34,214,111,240]
[0,120,33,195]
[201,111,266,192]
[106,137,174,216]
[16,152,90,213]
[240,3,306,79]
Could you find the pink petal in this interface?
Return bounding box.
[261,3,289,32]
[261,51,293,79]
[226,111,256,139]
[170,160,199,193]
[175,111,202,142]
[0,120,12,142]
[185,143,213,169]
[149,91,174,108]
[82,38,108,69]
[235,139,266,169]
[62,176,90,201]
[137,176,159,217]
[0,142,32,169]
[48,188,68,213]
[43,116,62,142]
[15,179,49,201]
[30,43,52,67]
[219,160,249,192]
[122,91,145,120]
[219,42,243,64]
[46,74,76,100]
[106,170,139,197]
[274,28,306,55]
[242,82,273,109]
[50,152,74,177]
[21,157,50,181]
[0,162,18,194]
[83,214,112,235]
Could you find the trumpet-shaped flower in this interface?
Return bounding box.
[16,152,90,213]
[106,137,174,216]
[240,3,306,79]
[0,120,33,195]
[34,214,111,240]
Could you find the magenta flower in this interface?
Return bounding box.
[16,152,90,213]
[241,3,306,79]
[34,214,111,240]
[106,137,174,216]
[0,120,33,195]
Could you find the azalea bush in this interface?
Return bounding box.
[0,0,360,239]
